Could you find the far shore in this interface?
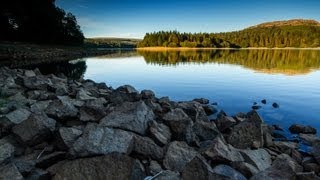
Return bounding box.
[136,46,320,51]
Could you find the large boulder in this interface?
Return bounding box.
[289,124,317,134]
[55,127,83,150]
[45,98,79,120]
[79,98,107,122]
[0,108,31,136]
[132,135,164,160]
[23,76,52,90]
[227,119,263,149]
[239,149,272,172]
[212,165,247,180]
[12,113,56,146]
[116,85,139,94]
[163,108,197,145]
[163,141,198,172]
[177,101,208,122]
[251,154,303,180]
[148,121,171,146]
[100,101,154,135]
[0,163,24,180]
[215,115,237,132]
[202,137,244,163]
[71,124,134,157]
[52,153,145,180]
[0,138,15,164]
[76,89,96,101]
[192,120,221,141]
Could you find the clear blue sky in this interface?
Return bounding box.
[56,0,320,38]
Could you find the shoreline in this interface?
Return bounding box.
[0,66,320,179]
[136,46,320,51]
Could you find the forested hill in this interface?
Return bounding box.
[138,19,320,48]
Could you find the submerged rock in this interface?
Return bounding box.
[289,124,317,134]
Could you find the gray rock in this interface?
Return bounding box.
[13,157,35,176]
[215,115,237,132]
[163,141,198,172]
[76,89,96,101]
[303,163,320,173]
[45,99,79,120]
[149,160,163,175]
[163,108,197,145]
[71,124,134,157]
[155,171,180,180]
[177,101,208,122]
[100,101,154,135]
[0,138,15,164]
[12,113,56,146]
[52,153,145,180]
[296,172,320,180]
[239,149,272,171]
[148,121,172,146]
[23,76,52,90]
[56,127,83,150]
[299,133,320,145]
[0,163,24,180]
[26,168,51,180]
[213,165,247,180]
[30,100,52,113]
[202,137,244,163]
[36,151,66,168]
[273,141,299,154]
[132,135,164,160]
[251,154,303,180]
[227,120,263,149]
[202,104,218,115]
[79,98,107,122]
[116,85,139,94]
[312,142,320,164]
[289,124,317,134]
[192,120,221,141]
[231,162,259,178]
[24,70,36,77]
[141,90,155,99]
[4,108,31,124]
[192,98,209,104]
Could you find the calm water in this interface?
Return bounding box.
[80,49,320,134]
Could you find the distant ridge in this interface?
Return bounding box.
[247,19,320,29]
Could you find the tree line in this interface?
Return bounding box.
[138,25,320,48]
[0,0,84,45]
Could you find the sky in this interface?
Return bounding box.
[56,0,320,39]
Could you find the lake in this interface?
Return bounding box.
[14,49,320,134]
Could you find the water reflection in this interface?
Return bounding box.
[137,49,320,75]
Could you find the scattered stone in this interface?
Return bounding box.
[100,101,154,135]
[71,124,134,157]
[12,113,56,146]
[261,99,267,104]
[272,102,279,108]
[252,105,262,110]
[148,121,171,146]
[289,124,317,134]
[52,153,145,180]
[163,141,198,172]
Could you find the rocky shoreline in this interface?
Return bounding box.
[0,66,320,180]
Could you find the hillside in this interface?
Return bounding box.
[85,38,141,48]
[138,19,320,48]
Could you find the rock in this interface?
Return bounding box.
[261,99,267,104]
[296,172,320,180]
[23,76,52,90]
[0,163,24,180]
[149,160,163,175]
[26,168,51,180]
[192,121,221,141]
[299,133,320,145]
[239,149,272,171]
[163,141,198,172]
[3,108,31,124]
[251,154,303,180]
[192,98,209,104]
[230,162,259,178]
[55,127,83,150]
[273,141,299,154]
[272,102,279,108]
[227,119,263,149]
[76,89,96,100]
[202,104,218,115]
[100,101,154,135]
[12,113,56,146]
[212,165,247,180]
[24,70,36,77]
[148,121,171,146]
[27,90,56,100]
[162,108,197,145]
[0,138,15,164]
[30,100,52,113]
[251,105,262,110]
[247,110,264,123]
[303,163,320,173]
[132,135,164,160]
[156,171,180,180]
[71,124,134,157]
[116,85,139,94]
[52,153,145,180]
[36,151,66,168]
[312,142,320,164]
[289,124,317,134]
[45,98,79,120]
[79,98,107,122]
[141,90,155,99]
[215,115,237,132]
[202,137,244,163]
[177,101,208,122]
